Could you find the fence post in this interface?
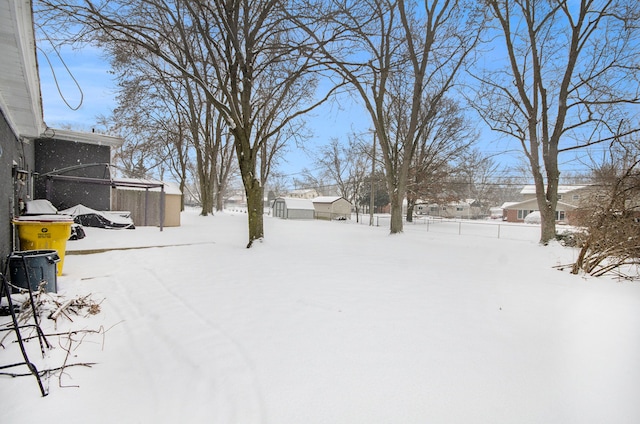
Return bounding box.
[497,224,501,239]
[458,221,462,235]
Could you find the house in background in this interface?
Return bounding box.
[415,200,483,219]
[489,207,503,219]
[272,197,315,219]
[502,185,590,224]
[312,196,352,220]
[286,189,319,199]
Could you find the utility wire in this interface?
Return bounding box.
[37,32,84,111]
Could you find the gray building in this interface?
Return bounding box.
[34,130,123,211]
[272,197,315,219]
[1,0,44,261]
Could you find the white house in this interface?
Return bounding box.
[416,200,482,219]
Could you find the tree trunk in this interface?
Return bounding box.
[179,180,186,212]
[406,195,415,222]
[200,185,214,216]
[389,189,404,234]
[215,186,224,211]
[531,165,558,245]
[538,201,556,245]
[541,145,561,244]
[245,179,264,248]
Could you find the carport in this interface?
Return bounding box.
[40,163,167,231]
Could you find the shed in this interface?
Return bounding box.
[312,196,352,220]
[272,197,315,219]
[111,179,182,227]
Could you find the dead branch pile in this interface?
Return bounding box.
[571,158,640,279]
[0,290,115,391]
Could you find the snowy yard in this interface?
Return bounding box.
[2,209,639,423]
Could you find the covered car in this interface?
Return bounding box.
[59,204,135,229]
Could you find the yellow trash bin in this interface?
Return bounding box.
[12,215,74,276]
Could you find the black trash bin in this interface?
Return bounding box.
[8,250,60,293]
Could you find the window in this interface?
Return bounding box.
[517,210,533,219]
[456,206,464,211]
[572,194,580,201]
[557,194,563,200]
[556,210,566,221]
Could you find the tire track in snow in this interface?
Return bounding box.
[147,265,268,424]
[105,253,267,424]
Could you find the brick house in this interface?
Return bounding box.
[502,185,591,224]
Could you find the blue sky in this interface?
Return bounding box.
[39,44,599,186]
[37,45,370,181]
[38,45,116,131]
[37,46,525,175]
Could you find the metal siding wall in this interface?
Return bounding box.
[0,109,35,262]
[287,209,315,219]
[34,139,111,210]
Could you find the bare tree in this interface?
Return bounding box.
[470,0,640,244]
[106,66,195,210]
[37,0,340,247]
[292,168,332,196]
[451,149,502,217]
[294,0,484,234]
[314,135,372,221]
[405,97,477,221]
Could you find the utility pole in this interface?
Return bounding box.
[369,131,376,226]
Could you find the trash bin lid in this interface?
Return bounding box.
[13,214,74,223]
[10,249,60,261]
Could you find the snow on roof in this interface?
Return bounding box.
[502,199,579,210]
[520,185,587,194]
[500,202,520,209]
[313,196,343,204]
[277,197,315,210]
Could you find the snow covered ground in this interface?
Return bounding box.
[2,209,640,423]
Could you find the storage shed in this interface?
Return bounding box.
[312,196,352,220]
[272,197,315,219]
[111,179,182,227]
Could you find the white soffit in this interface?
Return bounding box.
[40,127,124,148]
[0,0,45,139]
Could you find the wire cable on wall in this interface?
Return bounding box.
[36,40,84,111]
